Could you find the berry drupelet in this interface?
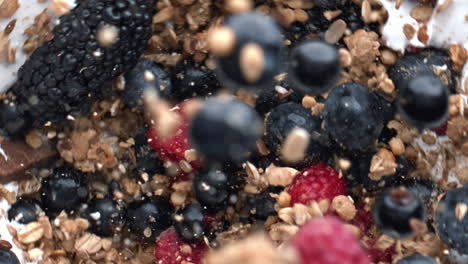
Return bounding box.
[323,83,385,150]
[193,166,239,211]
[119,58,172,108]
[264,102,324,163]
[126,196,173,242]
[435,185,468,254]
[173,204,206,243]
[0,0,156,136]
[373,187,425,238]
[209,12,283,90]
[155,228,208,264]
[190,98,262,164]
[289,40,341,95]
[133,130,165,177]
[7,197,43,224]
[83,197,124,237]
[247,190,278,220]
[40,167,88,214]
[397,73,449,130]
[0,248,20,264]
[397,254,437,264]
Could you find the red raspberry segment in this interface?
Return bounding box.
[287,164,346,206]
[154,228,208,264]
[290,216,370,264]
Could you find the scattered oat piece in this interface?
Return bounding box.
[302,95,317,109]
[208,26,236,56]
[361,0,372,23]
[338,48,352,67]
[403,24,416,40]
[436,0,453,13]
[417,25,429,45]
[449,44,468,72]
[265,164,299,187]
[49,0,74,16]
[240,43,265,83]
[325,19,347,44]
[389,137,405,156]
[17,222,44,244]
[225,0,253,14]
[331,195,357,221]
[323,10,343,21]
[75,233,102,254]
[410,6,433,22]
[380,49,397,65]
[281,127,311,163]
[0,0,19,18]
[369,148,398,181]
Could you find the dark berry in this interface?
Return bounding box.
[190,98,262,164]
[214,12,283,90]
[134,130,165,176]
[397,73,449,130]
[7,197,43,224]
[289,41,340,95]
[397,254,437,264]
[435,185,468,254]
[0,248,20,264]
[247,190,277,220]
[193,166,239,211]
[84,197,124,237]
[173,204,206,243]
[373,187,425,238]
[0,103,29,137]
[313,0,345,9]
[389,49,457,93]
[400,179,438,210]
[40,167,88,214]
[2,0,156,136]
[120,58,172,108]
[126,196,173,242]
[323,83,385,150]
[264,102,325,163]
[170,61,221,101]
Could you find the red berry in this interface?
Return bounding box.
[287,164,346,206]
[432,121,448,136]
[364,238,394,263]
[147,101,201,170]
[154,228,208,264]
[290,217,370,264]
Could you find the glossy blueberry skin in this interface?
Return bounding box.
[190,98,262,164]
[173,204,206,243]
[397,73,449,130]
[397,254,437,264]
[216,12,283,90]
[289,41,341,95]
[0,248,20,264]
[84,197,124,237]
[171,61,221,101]
[126,196,173,242]
[7,197,43,224]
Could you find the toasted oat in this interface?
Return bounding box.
[389,137,405,156]
[49,0,74,16]
[331,195,357,221]
[265,164,299,187]
[403,24,416,40]
[410,6,433,22]
[302,95,317,109]
[0,0,19,18]
[325,19,347,44]
[380,49,397,65]
[338,48,352,67]
[17,222,44,244]
[369,148,398,181]
[75,233,102,254]
[324,10,343,21]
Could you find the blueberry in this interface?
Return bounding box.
[133,130,164,177]
[247,190,277,220]
[40,167,88,214]
[173,204,205,243]
[289,41,340,95]
[193,166,239,211]
[0,103,29,138]
[190,98,262,164]
[212,12,283,90]
[0,248,20,264]
[264,102,325,164]
[397,73,449,130]
[7,197,43,224]
[400,179,438,209]
[397,254,437,264]
[119,58,172,108]
[323,83,385,150]
[126,196,173,242]
[171,61,221,101]
[435,185,468,254]
[84,197,124,237]
[373,187,425,238]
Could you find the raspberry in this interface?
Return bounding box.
[290,217,369,264]
[287,164,346,206]
[154,228,207,264]
[147,101,201,170]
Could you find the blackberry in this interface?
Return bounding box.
[374,187,425,238]
[2,0,156,136]
[254,79,302,116]
[389,49,457,93]
[170,61,221,101]
[210,12,283,90]
[397,254,437,264]
[173,204,206,243]
[264,102,325,164]
[40,167,88,214]
[190,98,262,164]
[126,196,173,242]
[0,103,29,138]
[435,185,468,254]
[133,131,165,177]
[119,58,172,108]
[289,40,341,95]
[84,197,124,237]
[7,197,43,224]
[247,190,277,220]
[0,248,19,264]
[323,83,385,150]
[313,0,346,9]
[193,166,239,211]
[397,73,449,130]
